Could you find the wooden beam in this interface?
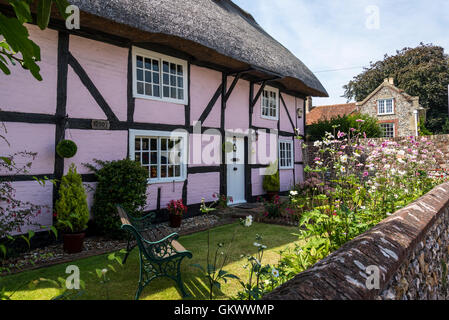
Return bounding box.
[68,52,119,123]
[224,73,242,103]
[198,84,223,124]
[250,81,267,109]
[280,93,296,132]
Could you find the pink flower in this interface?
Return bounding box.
[356,119,365,123]
[363,172,369,177]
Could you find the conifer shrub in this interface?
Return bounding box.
[55,164,89,233]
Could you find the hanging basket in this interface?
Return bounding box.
[56,140,78,158]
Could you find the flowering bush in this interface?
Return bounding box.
[273,123,448,296]
[167,199,187,216]
[212,193,233,209]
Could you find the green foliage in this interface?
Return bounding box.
[0,0,70,80]
[418,121,433,136]
[56,140,78,158]
[86,159,149,238]
[55,164,89,233]
[262,168,280,193]
[343,43,449,134]
[306,113,382,141]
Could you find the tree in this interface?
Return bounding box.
[0,0,69,80]
[343,44,449,133]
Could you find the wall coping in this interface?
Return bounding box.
[264,182,449,300]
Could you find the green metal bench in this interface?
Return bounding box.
[117,205,193,300]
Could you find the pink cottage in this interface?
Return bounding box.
[0,0,327,229]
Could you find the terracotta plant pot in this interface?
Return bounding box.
[169,214,182,228]
[63,232,85,254]
[266,191,279,202]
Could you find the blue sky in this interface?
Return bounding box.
[233,0,449,106]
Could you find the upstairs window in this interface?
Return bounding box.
[380,123,395,138]
[378,98,394,115]
[261,87,279,120]
[133,47,188,105]
[279,140,293,169]
[129,130,188,183]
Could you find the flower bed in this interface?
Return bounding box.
[240,124,449,299]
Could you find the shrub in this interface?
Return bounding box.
[56,140,78,158]
[306,113,381,141]
[262,162,280,192]
[54,164,89,233]
[86,159,149,238]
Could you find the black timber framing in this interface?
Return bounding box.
[188,166,221,174]
[220,73,227,196]
[53,31,69,207]
[68,52,119,123]
[198,84,223,124]
[185,62,191,128]
[0,15,313,213]
[224,73,242,102]
[127,47,135,122]
[250,81,267,110]
[279,93,296,132]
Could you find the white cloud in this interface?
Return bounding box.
[233,0,449,106]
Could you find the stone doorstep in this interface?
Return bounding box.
[1,216,234,277]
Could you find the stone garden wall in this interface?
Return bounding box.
[264,182,449,300]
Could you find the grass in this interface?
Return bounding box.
[0,222,301,300]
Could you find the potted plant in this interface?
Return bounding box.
[55,164,90,253]
[263,162,280,201]
[167,199,187,228]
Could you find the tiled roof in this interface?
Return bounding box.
[306,103,357,125]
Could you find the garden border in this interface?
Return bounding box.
[264,182,449,300]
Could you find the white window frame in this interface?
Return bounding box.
[132,46,188,105]
[261,86,279,120]
[278,139,294,170]
[129,129,188,184]
[380,123,395,138]
[377,98,395,115]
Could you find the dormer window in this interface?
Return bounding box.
[378,98,394,115]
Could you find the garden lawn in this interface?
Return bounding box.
[0,222,301,300]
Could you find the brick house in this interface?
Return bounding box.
[356,78,427,137]
[306,102,356,125]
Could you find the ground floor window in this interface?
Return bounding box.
[380,123,395,138]
[129,130,188,183]
[279,140,293,169]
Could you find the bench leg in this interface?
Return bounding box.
[176,258,189,298]
[123,237,136,265]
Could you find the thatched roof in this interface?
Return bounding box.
[67,0,328,97]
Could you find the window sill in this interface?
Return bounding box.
[279,167,294,170]
[134,94,188,106]
[147,177,187,184]
[377,113,395,116]
[261,115,279,121]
